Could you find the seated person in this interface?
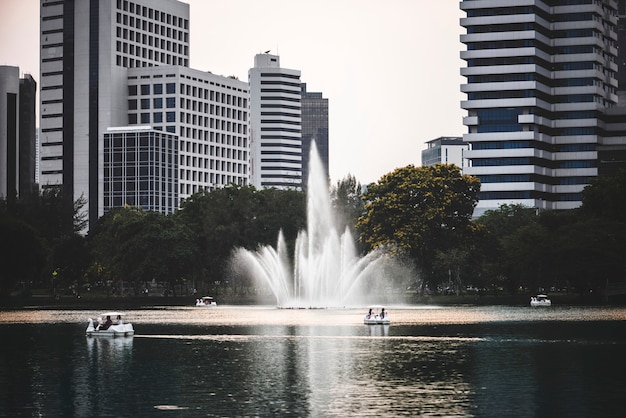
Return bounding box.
[98,315,113,330]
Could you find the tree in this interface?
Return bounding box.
[330,174,364,237]
[581,169,626,223]
[357,164,480,293]
[90,207,197,296]
[475,204,539,292]
[0,216,47,296]
[177,185,306,295]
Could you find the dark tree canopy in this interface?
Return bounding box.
[357,164,481,282]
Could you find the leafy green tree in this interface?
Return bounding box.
[177,185,305,295]
[52,234,91,293]
[581,169,626,223]
[330,174,364,238]
[0,216,47,296]
[357,164,480,293]
[90,207,197,296]
[475,204,539,292]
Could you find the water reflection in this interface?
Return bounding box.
[1,306,626,416]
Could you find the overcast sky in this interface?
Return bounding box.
[0,0,466,185]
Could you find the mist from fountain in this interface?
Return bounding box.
[232,142,385,308]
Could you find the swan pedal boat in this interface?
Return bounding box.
[364,305,390,325]
[530,294,552,307]
[86,312,135,336]
[195,296,217,307]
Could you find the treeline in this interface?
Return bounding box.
[1,167,625,300]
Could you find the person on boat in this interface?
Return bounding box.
[117,315,123,325]
[380,308,385,319]
[98,315,112,330]
[367,308,373,319]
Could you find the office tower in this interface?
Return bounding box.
[249,53,302,190]
[301,83,329,187]
[460,0,619,216]
[0,66,37,200]
[421,137,468,171]
[39,0,190,229]
[103,126,178,213]
[126,65,250,201]
[19,74,38,196]
[618,0,626,100]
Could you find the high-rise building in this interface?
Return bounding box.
[617,0,626,100]
[421,137,468,171]
[460,0,619,216]
[0,66,37,200]
[126,66,250,201]
[103,126,178,214]
[39,0,190,229]
[301,83,329,187]
[248,53,302,190]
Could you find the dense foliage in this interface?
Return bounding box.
[357,164,482,294]
[2,168,626,301]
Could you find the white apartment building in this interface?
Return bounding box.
[249,54,302,190]
[460,0,619,216]
[40,0,190,229]
[126,66,250,201]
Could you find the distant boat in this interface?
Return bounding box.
[86,312,135,336]
[195,296,217,307]
[364,305,390,325]
[530,294,551,307]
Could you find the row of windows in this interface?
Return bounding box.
[116,39,187,58]
[180,162,247,180]
[116,54,187,68]
[477,173,591,185]
[478,190,583,202]
[128,83,248,107]
[128,97,248,121]
[472,157,596,168]
[117,0,189,29]
[180,175,248,196]
[472,141,596,153]
[116,23,187,44]
[128,112,248,136]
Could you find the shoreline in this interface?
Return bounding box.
[1,291,617,310]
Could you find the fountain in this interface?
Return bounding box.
[232,142,385,308]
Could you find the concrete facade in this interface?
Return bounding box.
[248,53,302,190]
[461,0,619,216]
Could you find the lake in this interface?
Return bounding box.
[1,304,625,417]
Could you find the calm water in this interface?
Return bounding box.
[1,305,626,417]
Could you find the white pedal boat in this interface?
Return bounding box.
[364,305,390,325]
[86,312,134,336]
[530,294,552,307]
[195,296,217,307]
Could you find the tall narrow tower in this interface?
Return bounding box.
[39,0,190,229]
[248,53,302,190]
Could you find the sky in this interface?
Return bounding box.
[0,0,466,185]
